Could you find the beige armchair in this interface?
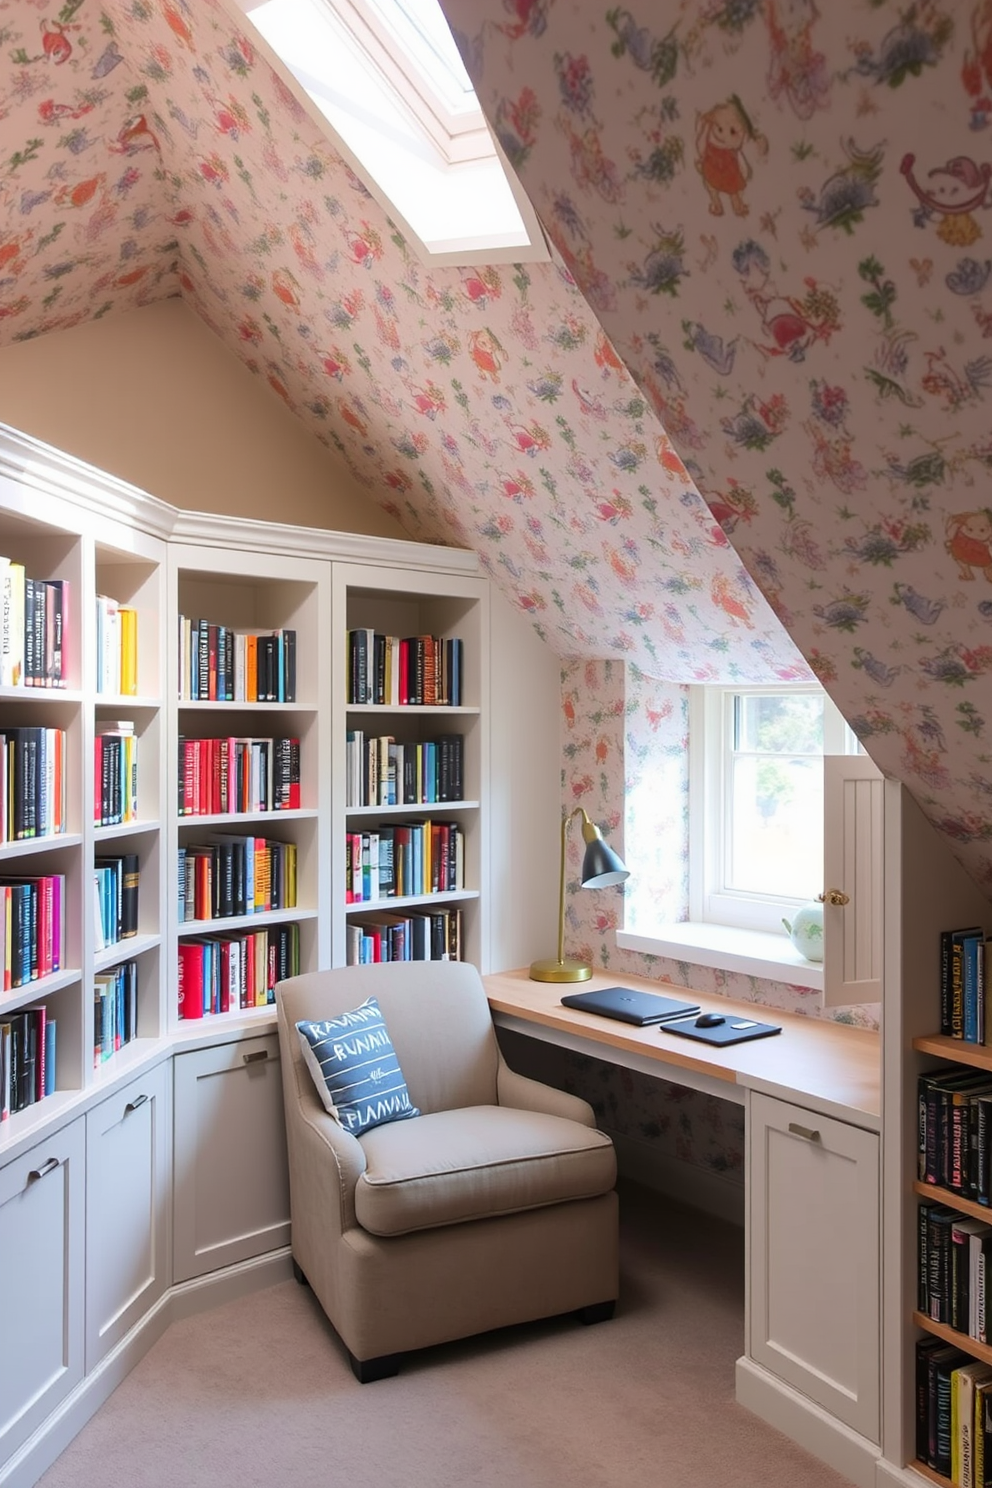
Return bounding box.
[275,960,619,1381]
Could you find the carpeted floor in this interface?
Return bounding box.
[37,1183,858,1488]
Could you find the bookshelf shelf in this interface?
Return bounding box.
[176,808,316,827]
[345,800,481,817]
[909,1460,952,1486]
[346,703,481,716]
[914,1033,992,1074]
[94,819,160,841]
[344,888,479,913]
[95,933,160,970]
[177,908,313,936]
[912,1179,992,1225]
[0,832,82,858]
[913,1311,992,1366]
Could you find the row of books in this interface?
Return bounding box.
[94,960,139,1067]
[2,726,67,840]
[346,905,463,965]
[1,558,67,689]
[177,922,300,1018]
[347,630,463,707]
[94,722,138,827]
[916,1336,992,1485]
[345,731,464,808]
[95,594,138,696]
[178,837,297,921]
[917,1065,992,1201]
[919,1200,992,1337]
[345,820,464,903]
[1,874,65,989]
[940,925,991,1044]
[94,854,139,950]
[177,735,300,816]
[178,619,297,703]
[0,1004,56,1118]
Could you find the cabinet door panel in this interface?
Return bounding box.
[85,1062,170,1368]
[0,1119,84,1462]
[748,1091,879,1441]
[173,1034,290,1282]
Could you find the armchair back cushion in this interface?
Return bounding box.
[277,960,502,1116]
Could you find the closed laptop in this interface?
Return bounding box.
[560,985,700,1027]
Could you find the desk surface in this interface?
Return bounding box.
[484,967,881,1128]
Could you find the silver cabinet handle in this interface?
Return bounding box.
[125,1094,149,1114]
[243,1048,269,1065]
[788,1122,821,1143]
[27,1156,60,1183]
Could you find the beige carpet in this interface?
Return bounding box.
[37,1184,857,1488]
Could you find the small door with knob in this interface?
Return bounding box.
[822,754,884,1007]
[746,1090,879,1441]
[172,1033,290,1282]
[85,1061,170,1368]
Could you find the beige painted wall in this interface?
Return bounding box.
[0,298,406,537]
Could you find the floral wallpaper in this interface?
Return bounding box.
[441,0,992,896]
[0,0,800,686]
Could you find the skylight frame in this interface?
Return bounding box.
[232,0,549,266]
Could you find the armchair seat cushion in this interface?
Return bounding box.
[355,1105,616,1238]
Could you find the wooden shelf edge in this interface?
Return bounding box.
[913,1179,992,1223]
[914,1034,992,1073]
[908,1459,952,1487]
[913,1310,992,1364]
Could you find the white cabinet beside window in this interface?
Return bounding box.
[744,1091,879,1445]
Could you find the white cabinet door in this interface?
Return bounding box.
[823,755,884,1007]
[172,1033,290,1282]
[748,1090,880,1442]
[0,1118,84,1464]
[85,1062,170,1369]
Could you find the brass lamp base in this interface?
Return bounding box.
[529,957,593,983]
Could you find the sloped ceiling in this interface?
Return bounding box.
[1,0,991,893]
[439,0,992,892]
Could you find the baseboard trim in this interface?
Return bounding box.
[0,1249,292,1488]
[609,1129,745,1226]
[735,1356,880,1488]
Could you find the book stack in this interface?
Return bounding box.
[0,558,67,689]
[177,735,300,816]
[1,726,67,839]
[918,1066,992,1201]
[347,630,463,706]
[346,905,462,965]
[94,721,138,826]
[93,960,138,1065]
[940,925,992,1044]
[345,820,463,903]
[177,922,300,1018]
[0,1003,56,1118]
[345,731,464,807]
[95,595,138,695]
[177,620,297,702]
[177,836,297,921]
[93,854,139,949]
[918,1200,992,1336]
[0,874,65,988]
[915,1336,992,1484]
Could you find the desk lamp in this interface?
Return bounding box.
[529,807,630,983]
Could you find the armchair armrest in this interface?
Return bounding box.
[496,1062,597,1127]
[289,1100,368,1236]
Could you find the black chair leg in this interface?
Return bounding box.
[292,1259,308,1286]
[577,1300,616,1325]
[349,1350,401,1383]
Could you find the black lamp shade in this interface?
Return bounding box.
[580,837,629,888]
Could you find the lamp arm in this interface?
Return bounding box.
[556,807,593,966]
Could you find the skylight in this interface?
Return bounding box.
[236,0,549,265]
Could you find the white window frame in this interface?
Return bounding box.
[688,683,860,935]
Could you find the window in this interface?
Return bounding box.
[232,0,549,265]
[690,684,861,935]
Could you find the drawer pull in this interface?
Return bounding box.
[243,1049,269,1065]
[788,1122,821,1143]
[27,1157,60,1183]
[125,1094,149,1114]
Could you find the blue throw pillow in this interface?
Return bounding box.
[296,998,420,1135]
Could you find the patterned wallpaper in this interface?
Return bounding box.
[0,0,797,685]
[441,0,992,896]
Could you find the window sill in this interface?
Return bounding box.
[616,923,824,992]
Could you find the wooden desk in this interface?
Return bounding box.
[484,967,880,1128]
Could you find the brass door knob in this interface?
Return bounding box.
[817,889,850,907]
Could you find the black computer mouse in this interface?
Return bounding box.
[695,1012,726,1028]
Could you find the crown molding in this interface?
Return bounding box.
[0,422,478,573]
